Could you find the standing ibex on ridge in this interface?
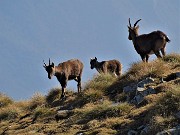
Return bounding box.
[128,18,170,62]
[43,59,83,99]
[90,57,122,77]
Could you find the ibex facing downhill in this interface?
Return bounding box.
[128,18,170,62]
[43,59,83,99]
[90,57,122,77]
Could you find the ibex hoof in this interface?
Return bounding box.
[60,94,66,100]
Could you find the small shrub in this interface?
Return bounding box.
[81,89,104,103]
[0,105,20,120]
[84,74,117,91]
[127,60,170,80]
[67,89,104,108]
[115,93,127,102]
[0,93,13,108]
[83,102,132,120]
[148,115,176,134]
[46,88,61,105]
[28,92,45,110]
[163,53,180,63]
[154,86,180,117]
[14,100,30,111]
[33,106,56,119]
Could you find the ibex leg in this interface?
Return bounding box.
[60,81,67,99]
[140,54,146,62]
[77,76,81,93]
[146,55,149,62]
[161,48,166,57]
[155,51,162,58]
[61,87,65,99]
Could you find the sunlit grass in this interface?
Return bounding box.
[0,93,13,108]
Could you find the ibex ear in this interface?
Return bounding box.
[136,25,139,29]
[95,57,97,60]
[52,62,55,67]
[43,60,47,69]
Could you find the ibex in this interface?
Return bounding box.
[128,18,170,62]
[90,57,122,77]
[43,59,84,99]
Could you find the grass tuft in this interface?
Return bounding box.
[46,88,61,105]
[127,59,170,79]
[0,105,20,120]
[27,92,45,110]
[84,74,117,91]
[154,86,180,117]
[0,93,13,108]
[163,53,180,63]
[33,106,56,120]
[82,102,133,121]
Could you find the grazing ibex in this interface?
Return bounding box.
[128,18,170,62]
[43,59,84,99]
[90,57,122,77]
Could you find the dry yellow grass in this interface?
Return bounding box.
[0,93,13,108]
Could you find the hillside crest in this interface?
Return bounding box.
[0,53,180,135]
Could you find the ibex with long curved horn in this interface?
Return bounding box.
[128,18,170,62]
[43,58,84,99]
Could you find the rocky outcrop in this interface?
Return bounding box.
[55,110,73,122]
[156,125,180,135]
[128,125,149,135]
[123,77,156,105]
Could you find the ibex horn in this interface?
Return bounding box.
[49,58,51,65]
[128,18,132,27]
[134,19,141,27]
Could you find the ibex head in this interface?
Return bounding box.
[90,57,97,69]
[43,58,55,79]
[128,18,141,40]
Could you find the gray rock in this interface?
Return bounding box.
[140,126,149,135]
[133,94,144,105]
[76,133,84,135]
[123,86,133,93]
[137,125,146,130]
[137,77,154,88]
[176,72,180,78]
[175,111,180,119]
[111,102,121,107]
[124,77,156,105]
[137,87,156,96]
[55,110,72,121]
[123,85,136,94]
[137,87,145,92]
[156,127,180,135]
[128,130,138,135]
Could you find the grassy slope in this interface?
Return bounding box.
[0,53,180,135]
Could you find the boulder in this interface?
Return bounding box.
[175,111,180,119]
[55,110,72,121]
[124,77,156,105]
[140,125,149,135]
[156,126,180,135]
[164,72,180,82]
[137,77,154,88]
[123,83,136,94]
[128,130,138,135]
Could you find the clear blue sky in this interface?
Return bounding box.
[0,0,179,100]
